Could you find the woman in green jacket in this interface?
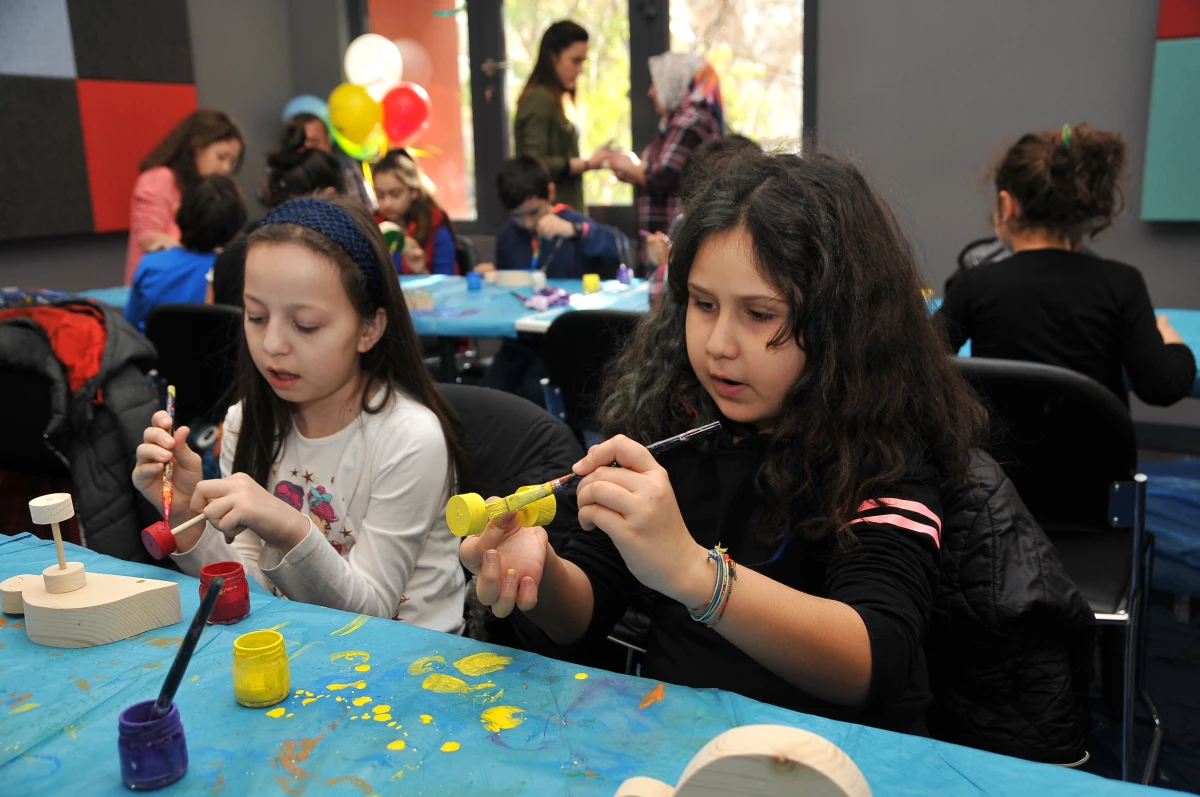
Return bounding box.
[515,20,606,212]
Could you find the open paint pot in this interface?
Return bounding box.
[199,561,250,624]
[118,700,188,790]
[232,630,290,707]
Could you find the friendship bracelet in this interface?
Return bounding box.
[689,545,737,628]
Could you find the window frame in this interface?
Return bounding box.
[359,0,816,236]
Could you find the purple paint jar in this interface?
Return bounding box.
[118,700,188,790]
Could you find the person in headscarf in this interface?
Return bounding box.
[606,53,726,270]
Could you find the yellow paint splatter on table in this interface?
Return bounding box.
[329,615,370,636]
[373,714,392,722]
[575,673,588,680]
[421,674,494,694]
[266,707,287,718]
[419,714,432,724]
[263,621,291,632]
[330,650,369,663]
[327,680,367,691]
[480,706,525,732]
[452,652,512,677]
[440,742,460,752]
[352,696,372,707]
[387,739,406,751]
[10,703,39,715]
[407,655,445,675]
[372,705,392,714]
[302,696,323,706]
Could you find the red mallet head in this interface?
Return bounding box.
[142,521,176,560]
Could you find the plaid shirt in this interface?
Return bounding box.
[636,103,723,272]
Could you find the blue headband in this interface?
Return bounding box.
[256,198,384,301]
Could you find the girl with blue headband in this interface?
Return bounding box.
[132,196,470,631]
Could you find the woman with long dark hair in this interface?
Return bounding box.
[514,20,607,212]
[125,109,245,283]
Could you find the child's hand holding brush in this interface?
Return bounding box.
[132,410,205,537]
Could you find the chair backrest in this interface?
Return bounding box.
[438,383,584,551]
[143,304,243,424]
[0,369,70,477]
[454,234,479,275]
[953,357,1136,531]
[543,309,642,434]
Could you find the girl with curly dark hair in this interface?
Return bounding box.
[461,151,988,732]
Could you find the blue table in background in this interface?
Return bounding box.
[80,277,651,382]
[0,534,1176,796]
[79,277,649,340]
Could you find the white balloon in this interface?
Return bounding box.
[344,33,403,88]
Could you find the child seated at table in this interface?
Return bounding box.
[373,150,459,276]
[461,151,989,733]
[210,121,346,307]
[936,123,1196,406]
[482,155,627,279]
[124,175,247,331]
[132,196,469,632]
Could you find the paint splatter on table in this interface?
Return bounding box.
[0,534,1174,796]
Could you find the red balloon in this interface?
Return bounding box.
[381,82,432,146]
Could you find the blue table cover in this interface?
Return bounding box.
[79,277,650,341]
[0,533,1176,796]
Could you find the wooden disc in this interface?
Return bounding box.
[42,561,86,594]
[29,493,75,525]
[0,575,31,615]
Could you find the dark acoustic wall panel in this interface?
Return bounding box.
[0,76,94,240]
[67,0,195,83]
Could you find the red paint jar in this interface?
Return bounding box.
[199,561,250,625]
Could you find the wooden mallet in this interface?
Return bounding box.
[141,514,208,561]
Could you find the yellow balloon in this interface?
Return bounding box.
[328,83,381,144]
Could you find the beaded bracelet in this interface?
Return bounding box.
[689,545,737,627]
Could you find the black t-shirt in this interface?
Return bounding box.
[560,432,942,734]
[936,248,1196,406]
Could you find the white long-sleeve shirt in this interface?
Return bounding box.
[173,389,466,633]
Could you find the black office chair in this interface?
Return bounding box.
[953,357,1157,782]
[542,310,643,438]
[143,304,243,424]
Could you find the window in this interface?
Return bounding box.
[670,0,805,150]
[504,0,634,207]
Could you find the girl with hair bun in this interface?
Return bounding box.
[938,123,1195,406]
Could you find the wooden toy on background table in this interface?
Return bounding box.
[0,493,181,648]
[613,725,871,797]
[446,421,723,537]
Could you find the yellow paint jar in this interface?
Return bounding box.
[582,273,601,294]
[232,630,290,707]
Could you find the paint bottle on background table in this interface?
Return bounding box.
[232,630,290,707]
[617,264,632,285]
[118,700,188,790]
[530,271,547,292]
[199,561,250,625]
[582,273,601,294]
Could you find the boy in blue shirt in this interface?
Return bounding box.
[490,155,626,278]
[125,175,247,331]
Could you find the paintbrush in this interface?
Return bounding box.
[150,576,224,719]
[447,421,723,537]
[161,385,176,527]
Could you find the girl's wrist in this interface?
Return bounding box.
[669,543,718,608]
